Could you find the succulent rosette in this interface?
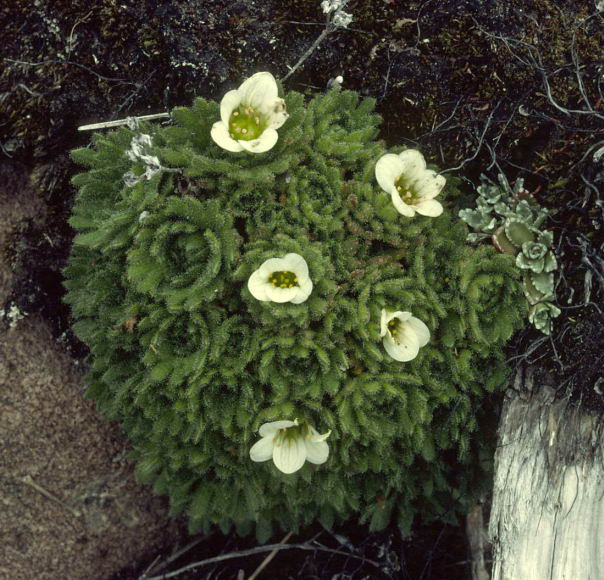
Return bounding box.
[528,302,561,335]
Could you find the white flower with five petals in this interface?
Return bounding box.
[380,309,430,362]
[247,253,313,304]
[211,72,288,154]
[249,419,331,474]
[375,149,446,217]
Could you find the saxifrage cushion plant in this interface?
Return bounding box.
[64,72,525,540]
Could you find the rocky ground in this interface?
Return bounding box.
[1,0,602,578]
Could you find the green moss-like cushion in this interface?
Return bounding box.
[65,89,524,540]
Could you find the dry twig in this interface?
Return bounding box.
[143,540,381,580]
[248,531,293,580]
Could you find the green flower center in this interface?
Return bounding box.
[229,105,267,141]
[274,422,310,446]
[394,176,417,203]
[268,270,299,289]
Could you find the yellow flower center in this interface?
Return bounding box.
[394,176,418,203]
[268,270,299,289]
[229,105,267,141]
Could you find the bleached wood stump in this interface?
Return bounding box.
[488,379,604,580]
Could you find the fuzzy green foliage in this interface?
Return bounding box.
[65,88,525,540]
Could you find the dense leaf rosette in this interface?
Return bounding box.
[127,197,239,310]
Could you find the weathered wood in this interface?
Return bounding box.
[78,113,170,131]
[489,381,604,580]
[466,504,489,580]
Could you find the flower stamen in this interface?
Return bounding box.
[229,105,267,141]
[395,177,418,203]
[388,317,403,345]
[267,270,299,288]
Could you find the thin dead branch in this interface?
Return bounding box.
[20,474,81,518]
[248,532,293,580]
[280,0,352,82]
[142,540,381,580]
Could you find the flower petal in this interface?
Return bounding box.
[398,149,427,181]
[290,278,313,304]
[220,89,242,126]
[375,154,405,193]
[393,311,412,322]
[250,436,274,462]
[415,199,443,217]
[305,439,329,465]
[413,171,446,200]
[282,253,309,278]
[265,285,299,303]
[380,309,390,337]
[211,121,244,152]
[247,270,271,301]
[391,189,416,217]
[383,330,420,362]
[406,316,430,347]
[273,436,307,474]
[238,128,279,153]
[259,420,297,437]
[257,258,288,277]
[238,72,279,111]
[309,426,331,442]
[266,99,288,129]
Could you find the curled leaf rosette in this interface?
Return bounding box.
[127,197,239,311]
[459,246,524,343]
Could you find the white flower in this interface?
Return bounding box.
[380,309,430,362]
[247,253,313,304]
[211,72,289,154]
[375,149,446,217]
[249,419,331,474]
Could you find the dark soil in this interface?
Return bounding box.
[1,0,602,578]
